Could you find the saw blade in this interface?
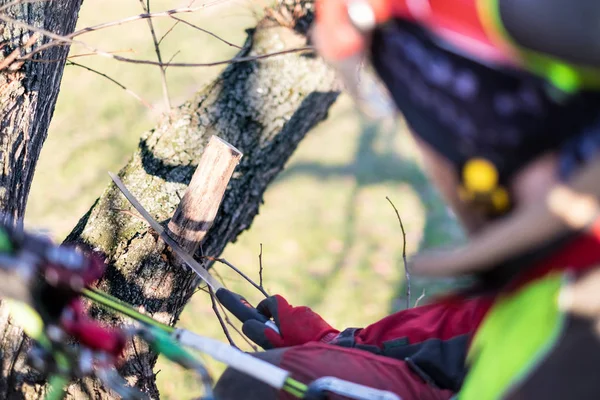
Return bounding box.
[108,172,222,291]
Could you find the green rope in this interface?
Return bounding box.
[82,288,174,333]
[45,375,69,400]
[84,288,310,398]
[285,378,308,391]
[284,378,308,398]
[283,384,306,398]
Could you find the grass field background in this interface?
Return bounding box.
[24,1,464,398]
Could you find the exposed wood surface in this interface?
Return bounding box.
[168,135,243,254]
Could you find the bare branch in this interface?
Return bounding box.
[199,286,258,351]
[110,46,314,68]
[67,49,135,59]
[156,0,197,45]
[386,196,410,309]
[168,15,242,49]
[258,243,264,291]
[158,20,180,46]
[163,50,181,72]
[71,1,228,39]
[27,49,136,64]
[203,256,269,298]
[414,289,426,308]
[0,32,38,71]
[208,287,238,348]
[14,1,233,61]
[215,298,259,352]
[138,0,171,110]
[0,10,314,68]
[67,61,155,110]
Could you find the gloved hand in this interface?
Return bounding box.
[242,295,340,350]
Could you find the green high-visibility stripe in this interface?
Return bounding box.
[459,273,566,400]
[481,0,600,92]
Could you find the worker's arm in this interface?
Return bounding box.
[337,295,492,390]
[243,293,492,390]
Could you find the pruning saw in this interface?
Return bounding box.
[108,172,279,334]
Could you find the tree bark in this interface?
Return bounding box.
[67,24,339,399]
[3,7,340,399]
[0,0,83,398]
[0,0,83,220]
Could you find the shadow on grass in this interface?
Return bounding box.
[275,115,465,314]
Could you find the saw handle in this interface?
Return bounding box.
[215,288,279,334]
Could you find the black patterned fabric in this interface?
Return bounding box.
[369,20,600,182]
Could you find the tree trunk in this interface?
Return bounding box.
[0,0,83,398]
[0,0,83,220]
[3,7,340,399]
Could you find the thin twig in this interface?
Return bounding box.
[258,243,264,290]
[209,267,231,289]
[71,1,227,39]
[158,20,180,45]
[67,61,155,110]
[163,50,181,72]
[138,0,171,109]
[215,298,258,351]
[198,286,258,351]
[204,256,268,298]
[208,287,238,348]
[414,289,426,308]
[130,337,147,377]
[27,49,136,64]
[168,15,242,49]
[68,48,134,59]
[0,11,313,67]
[158,0,197,45]
[386,196,410,309]
[13,1,231,61]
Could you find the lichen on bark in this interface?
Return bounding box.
[60,23,340,399]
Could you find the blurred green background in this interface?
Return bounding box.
[24,1,464,398]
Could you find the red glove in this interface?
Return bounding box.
[242,295,339,350]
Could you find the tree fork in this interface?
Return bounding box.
[3,10,340,400]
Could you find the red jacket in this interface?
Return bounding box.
[332,226,600,391]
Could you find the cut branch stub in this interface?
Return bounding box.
[167,135,243,254]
